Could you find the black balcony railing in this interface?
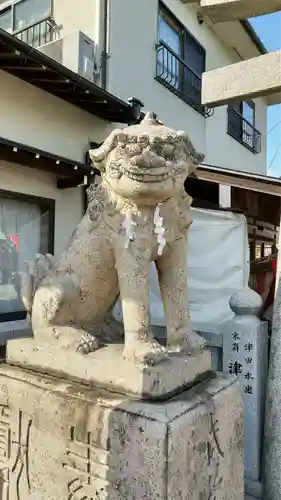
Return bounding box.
[227,107,261,154]
[155,41,213,118]
[15,18,57,48]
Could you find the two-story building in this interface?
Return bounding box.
[0,0,277,341]
[0,0,271,207]
[0,0,269,173]
[0,1,269,166]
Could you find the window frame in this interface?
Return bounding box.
[0,0,53,33]
[158,4,183,58]
[0,6,12,32]
[231,99,256,125]
[158,3,206,71]
[156,2,208,115]
[242,99,256,127]
[0,189,55,323]
[227,99,261,154]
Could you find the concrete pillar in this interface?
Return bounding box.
[201,51,281,107]
[200,0,281,22]
[263,230,281,500]
[219,184,231,208]
[222,288,268,499]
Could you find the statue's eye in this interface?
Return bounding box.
[162,145,174,158]
[117,133,127,143]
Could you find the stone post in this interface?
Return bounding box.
[222,288,268,499]
[263,258,281,500]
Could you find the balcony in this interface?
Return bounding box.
[227,107,261,154]
[155,41,213,118]
[14,18,58,49]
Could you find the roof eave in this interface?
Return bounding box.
[0,28,139,124]
[0,135,95,188]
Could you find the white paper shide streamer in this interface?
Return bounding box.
[122,212,136,248]
[154,205,166,255]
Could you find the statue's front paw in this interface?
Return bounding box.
[76,332,99,355]
[168,328,206,356]
[123,339,167,366]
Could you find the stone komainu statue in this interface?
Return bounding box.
[21,112,205,365]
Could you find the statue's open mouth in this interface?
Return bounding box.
[122,166,172,183]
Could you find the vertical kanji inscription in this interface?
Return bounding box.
[63,425,119,500]
[207,413,224,500]
[0,405,11,500]
[11,410,32,499]
[0,406,32,500]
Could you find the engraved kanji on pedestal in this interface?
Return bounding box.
[0,405,11,500]
[207,413,224,499]
[63,426,119,500]
[0,405,32,500]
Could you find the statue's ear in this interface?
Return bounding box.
[188,163,197,176]
[188,150,204,176]
[89,129,121,173]
[195,151,205,165]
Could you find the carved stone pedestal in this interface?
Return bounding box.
[6,339,212,400]
[0,361,244,500]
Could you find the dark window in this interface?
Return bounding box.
[158,7,181,56]
[227,100,261,154]
[14,0,51,31]
[0,7,12,32]
[0,191,54,322]
[185,177,219,209]
[0,0,53,47]
[243,101,255,126]
[156,3,213,117]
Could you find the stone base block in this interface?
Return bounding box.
[0,319,32,345]
[0,364,244,500]
[6,339,212,400]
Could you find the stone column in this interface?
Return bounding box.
[222,288,268,499]
[263,251,281,500]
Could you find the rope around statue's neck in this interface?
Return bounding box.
[101,176,168,255]
[121,205,166,255]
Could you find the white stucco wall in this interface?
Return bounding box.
[106,0,267,175]
[0,70,113,163]
[53,0,103,46]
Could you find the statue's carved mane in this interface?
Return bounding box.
[89,122,204,175]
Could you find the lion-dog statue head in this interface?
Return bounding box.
[89,112,204,205]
